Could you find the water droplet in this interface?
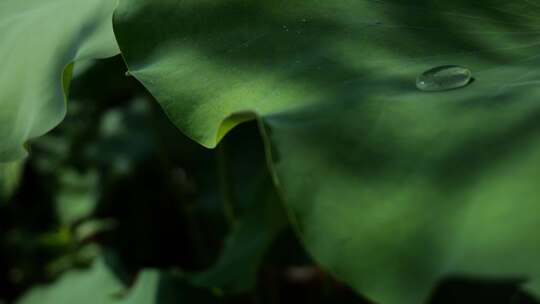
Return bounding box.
[416,65,472,92]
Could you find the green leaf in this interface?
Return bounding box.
[0,160,24,202]
[114,0,540,303]
[55,169,99,226]
[0,0,119,162]
[118,270,217,304]
[188,127,288,294]
[190,174,286,294]
[16,258,217,304]
[17,258,123,304]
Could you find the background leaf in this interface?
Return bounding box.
[0,0,119,162]
[0,161,23,203]
[16,257,123,304]
[190,165,287,294]
[4,56,296,303]
[118,270,217,304]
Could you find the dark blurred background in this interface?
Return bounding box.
[0,57,537,304]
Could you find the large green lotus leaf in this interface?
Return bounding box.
[114,0,540,303]
[0,0,119,162]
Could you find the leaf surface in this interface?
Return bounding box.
[0,0,119,161]
[114,1,540,303]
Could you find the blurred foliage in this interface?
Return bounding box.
[4,1,540,303]
[114,1,540,303]
[0,57,369,304]
[0,55,537,304]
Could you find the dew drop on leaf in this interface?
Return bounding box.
[416,65,472,92]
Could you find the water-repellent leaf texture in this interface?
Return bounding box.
[0,0,119,161]
[114,1,540,303]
